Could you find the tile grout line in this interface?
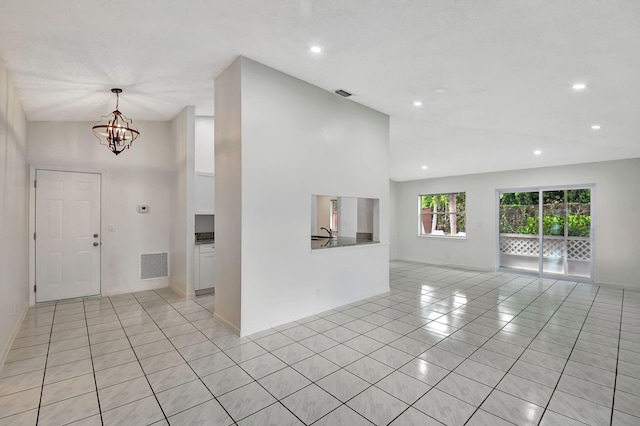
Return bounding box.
[534,285,602,425]
[105,295,171,425]
[377,274,553,424]
[34,303,57,425]
[31,301,109,425]
[153,290,360,426]
[165,294,312,426]
[609,289,624,426]
[132,290,241,425]
[334,272,524,424]
[380,268,636,424]
[169,293,309,426]
[273,272,510,424]
[459,280,581,425]
[8,265,637,426]
[82,300,105,425]
[397,277,575,424]
[323,271,556,424]
[305,271,548,424]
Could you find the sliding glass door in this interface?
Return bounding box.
[499,187,592,280]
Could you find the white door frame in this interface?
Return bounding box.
[29,165,107,306]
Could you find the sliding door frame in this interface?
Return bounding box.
[495,183,596,283]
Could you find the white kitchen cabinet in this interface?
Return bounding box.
[195,172,215,214]
[196,244,215,291]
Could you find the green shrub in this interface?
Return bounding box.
[516,215,590,237]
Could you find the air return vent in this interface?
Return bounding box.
[334,89,353,97]
[140,253,169,280]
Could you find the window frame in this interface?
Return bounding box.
[418,192,467,238]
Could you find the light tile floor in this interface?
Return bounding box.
[1,261,640,425]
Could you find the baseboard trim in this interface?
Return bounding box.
[213,313,241,336]
[104,281,170,298]
[168,283,187,299]
[395,258,493,273]
[0,303,29,372]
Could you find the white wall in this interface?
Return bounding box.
[170,107,196,297]
[0,60,29,368]
[395,158,640,289]
[389,180,398,260]
[195,116,214,173]
[357,198,374,233]
[28,121,175,296]
[216,57,390,336]
[214,58,243,333]
[339,197,358,238]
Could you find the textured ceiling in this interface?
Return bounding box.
[1,0,639,181]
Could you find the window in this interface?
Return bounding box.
[419,192,466,237]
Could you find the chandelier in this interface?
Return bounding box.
[92,88,140,156]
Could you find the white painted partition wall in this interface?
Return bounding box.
[214,58,243,334]
[215,57,390,336]
[0,60,29,368]
[169,106,196,298]
[394,158,640,289]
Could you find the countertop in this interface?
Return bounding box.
[311,236,379,250]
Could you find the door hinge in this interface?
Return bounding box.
[34,284,37,292]
[34,180,37,188]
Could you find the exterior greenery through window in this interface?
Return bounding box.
[499,190,591,237]
[420,193,466,237]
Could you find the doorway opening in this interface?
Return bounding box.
[498,186,593,281]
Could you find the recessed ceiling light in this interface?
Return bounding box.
[572,83,587,90]
[413,101,422,107]
[310,46,322,53]
[434,88,447,94]
[534,150,542,155]
[421,165,428,170]
[591,124,601,130]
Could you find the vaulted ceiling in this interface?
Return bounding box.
[1,1,638,181]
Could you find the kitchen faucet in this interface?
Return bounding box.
[321,227,333,237]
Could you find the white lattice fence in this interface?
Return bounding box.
[500,234,590,261]
[568,238,591,261]
[543,239,563,258]
[500,235,538,256]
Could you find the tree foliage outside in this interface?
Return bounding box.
[420,193,466,235]
[500,189,591,237]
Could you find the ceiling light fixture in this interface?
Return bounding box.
[591,124,601,130]
[421,165,428,170]
[310,46,322,53]
[414,101,422,106]
[92,88,140,156]
[534,150,542,155]
[572,83,587,90]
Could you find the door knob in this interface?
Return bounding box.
[93,242,99,247]
[94,234,99,238]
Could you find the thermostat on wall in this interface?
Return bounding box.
[138,205,150,213]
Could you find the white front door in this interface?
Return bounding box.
[35,170,101,302]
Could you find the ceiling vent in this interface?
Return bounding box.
[334,89,353,98]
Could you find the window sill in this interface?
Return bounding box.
[417,234,467,240]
